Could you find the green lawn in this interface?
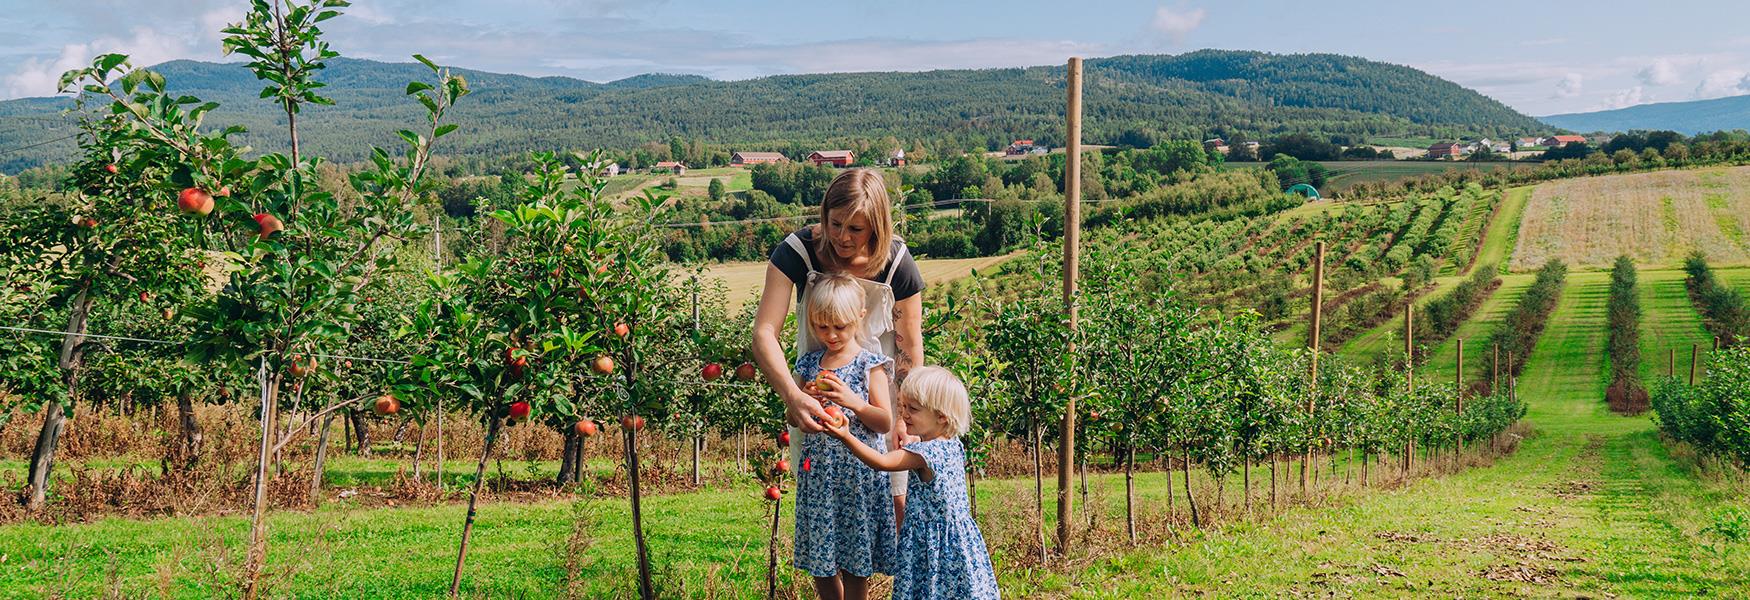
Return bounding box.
[1420,273,1538,385]
[1476,186,1532,273]
[1637,268,1715,382]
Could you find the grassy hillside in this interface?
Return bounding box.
[1510,167,1750,271]
[0,50,1552,172]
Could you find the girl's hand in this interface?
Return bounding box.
[815,372,867,411]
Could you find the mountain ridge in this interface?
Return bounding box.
[0,50,1552,173]
[1540,94,1750,134]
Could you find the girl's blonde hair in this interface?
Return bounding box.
[901,366,971,439]
[814,169,894,275]
[806,272,867,336]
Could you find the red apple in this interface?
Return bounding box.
[822,405,847,428]
[702,362,723,381]
[104,164,118,174]
[138,291,151,303]
[78,217,98,228]
[287,356,316,378]
[178,188,214,216]
[763,486,781,501]
[214,185,231,197]
[253,213,283,239]
[160,308,175,320]
[508,401,531,420]
[620,414,645,431]
[774,459,789,474]
[613,322,630,337]
[735,362,757,381]
[592,355,615,375]
[374,394,401,416]
[777,431,790,448]
[576,420,599,437]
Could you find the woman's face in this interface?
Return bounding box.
[825,209,873,260]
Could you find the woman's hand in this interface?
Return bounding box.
[783,389,832,433]
[814,372,867,411]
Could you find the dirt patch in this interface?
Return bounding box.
[1548,479,1596,499]
[1374,530,1436,544]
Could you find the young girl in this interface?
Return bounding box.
[825,366,1000,600]
[793,272,896,600]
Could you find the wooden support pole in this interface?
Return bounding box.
[1491,343,1499,391]
[1668,347,1676,378]
[1456,338,1465,462]
[1054,56,1083,556]
[1691,344,1699,385]
[1404,303,1414,475]
[1304,241,1324,494]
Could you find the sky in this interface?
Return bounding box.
[3,0,1749,116]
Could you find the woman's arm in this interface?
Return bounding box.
[827,425,930,476]
[751,263,829,433]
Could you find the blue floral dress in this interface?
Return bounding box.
[893,437,1000,600]
[793,349,897,578]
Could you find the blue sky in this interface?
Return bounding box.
[3,0,1748,116]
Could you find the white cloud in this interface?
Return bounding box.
[2,27,196,99]
[1150,5,1206,44]
[1603,86,1646,109]
[1636,58,1680,86]
[1554,72,1583,98]
[1694,69,1750,99]
[344,4,397,26]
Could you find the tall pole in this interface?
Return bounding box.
[1303,241,1324,494]
[1403,303,1414,475]
[1054,56,1083,556]
[690,277,702,487]
[433,214,444,486]
[1690,344,1699,385]
[1491,343,1499,391]
[1668,347,1675,378]
[1455,338,1465,463]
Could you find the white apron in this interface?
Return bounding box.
[785,232,909,495]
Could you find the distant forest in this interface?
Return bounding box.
[0,50,1552,173]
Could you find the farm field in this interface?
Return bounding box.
[1225,160,1516,196]
[1636,268,1715,382]
[699,252,1021,307]
[1511,166,1750,271]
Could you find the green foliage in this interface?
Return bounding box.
[1415,266,1501,359]
[1684,252,1750,347]
[1652,346,1750,465]
[1605,256,1648,412]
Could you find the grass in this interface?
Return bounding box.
[1418,273,1537,384]
[1476,186,1531,273]
[1637,268,1715,382]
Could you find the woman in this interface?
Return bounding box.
[751,168,926,599]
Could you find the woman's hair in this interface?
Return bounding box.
[814,168,894,275]
[901,366,971,439]
[806,272,867,334]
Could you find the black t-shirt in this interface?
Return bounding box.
[769,227,924,301]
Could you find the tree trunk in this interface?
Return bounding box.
[412,421,426,481]
[1124,450,1136,543]
[26,282,95,511]
[177,394,203,471]
[1243,457,1252,516]
[1270,455,1278,512]
[573,430,587,483]
[450,413,504,597]
[310,412,336,504]
[626,416,655,600]
[243,372,283,600]
[350,410,372,457]
[556,425,579,485]
[392,417,413,444]
[1032,423,1045,562]
[691,427,702,487]
[1165,452,1174,513]
[1079,442,1090,531]
[968,466,979,522]
[1183,449,1200,528]
[765,495,782,600]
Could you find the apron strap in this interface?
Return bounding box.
[784,233,815,273]
[884,241,909,286]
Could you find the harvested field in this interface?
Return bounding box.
[1511,167,1750,270]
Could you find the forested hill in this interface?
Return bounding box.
[0,50,1548,172]
[1540,94,1750,135]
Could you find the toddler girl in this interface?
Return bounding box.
[825,366,1000,600]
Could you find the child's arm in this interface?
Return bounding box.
[826,423,930,477]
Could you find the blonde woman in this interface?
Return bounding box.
[752,168,925,598]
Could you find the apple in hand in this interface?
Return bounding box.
[822,404,848,428]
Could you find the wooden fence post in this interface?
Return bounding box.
[1691,344,1699,385]
[1054,56,1083,557]
[1304,241,1324,495]
[1403,303,1414,477]
[1455,338,1465,465]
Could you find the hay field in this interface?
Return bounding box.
[1510,167,1750,271]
